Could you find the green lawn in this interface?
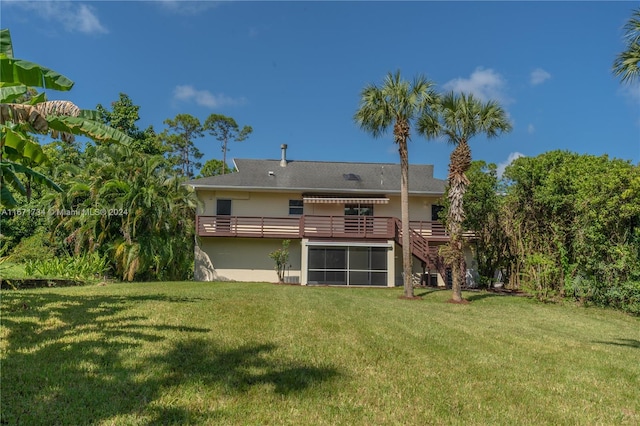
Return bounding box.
[0,261,26,279]
[1,282,638,425]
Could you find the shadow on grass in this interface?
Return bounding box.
[593,338,640,349]
[414,288,442,298]
[0,292,341,425]
[464,291,503,302]
[156,338,340,394]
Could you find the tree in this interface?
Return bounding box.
[501,152,640,310]
[0,28,132,207]
[204,114,252,175]
[418,92,511,302]
[198,158,234,177]
[453,161,510,287]
[96,93,162,155]
[354,70,439,298]
[613,8,640,84]
[160,114,204,178]
[50,143,197,281]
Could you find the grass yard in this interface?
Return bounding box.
[1,282,639,425]
[0,261,26,279]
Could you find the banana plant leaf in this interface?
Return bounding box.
[0,29,14,58]
[0,29,74,91]
[0,85,46,104]
[47,116,134,145]
[0,162,27,195]
[0,57,74,91]
[1,125,49,165]
[79,109,101,121]
[0,184,18,207]
[0,85,27,103]
[0,160,62,207]
[1,160,62,192]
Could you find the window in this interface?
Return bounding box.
[345,203,374,233]
[344,203,373,216]
[215,199,232,232]
[431,204,444,221]
[289,199,303,215]
[216,199,232,215]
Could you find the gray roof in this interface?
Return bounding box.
[187,159,446,195]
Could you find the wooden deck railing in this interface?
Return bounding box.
[197,215,449,241]
[408,220,448,240]
[197,216,301,238]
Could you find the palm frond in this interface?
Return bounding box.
[613,8,640,84]
[354,70,438,141]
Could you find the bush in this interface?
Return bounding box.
[8,231,56,264]
[565,275,640,315]
[593,281,640,315]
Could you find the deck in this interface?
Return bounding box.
[196,215,449,241]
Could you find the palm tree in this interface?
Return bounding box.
[613,8,640,84]
[417,92,511,302]
[354,71,439,298]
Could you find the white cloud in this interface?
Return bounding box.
[248,27,260,38]
[443,67,512,105]
[527,124,535,134]
[155,0,221,16]
[618,82,640,103]
[173,85,246,108]
[5,1,108,34]
[530,68,551,85]
[497,152,525,177]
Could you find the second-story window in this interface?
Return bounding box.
[289,200,303,215]
[431,205,444,221]
[345,203,373,216]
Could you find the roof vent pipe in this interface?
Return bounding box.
[280,144,288,167]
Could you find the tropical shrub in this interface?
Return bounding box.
[269,240,290,283]
[24,252,108,281]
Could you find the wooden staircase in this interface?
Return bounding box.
[393,219,446,275]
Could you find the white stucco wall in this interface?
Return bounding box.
[195,237,302,283]
[196,190,443,220]
[198,191,303,217]
[371,195,443,222]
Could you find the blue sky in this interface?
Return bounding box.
[3,0,639,179]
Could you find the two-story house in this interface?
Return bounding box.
[187,145,454,287]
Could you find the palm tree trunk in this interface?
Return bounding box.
[399,137,414,298]
[447,140,471,302]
